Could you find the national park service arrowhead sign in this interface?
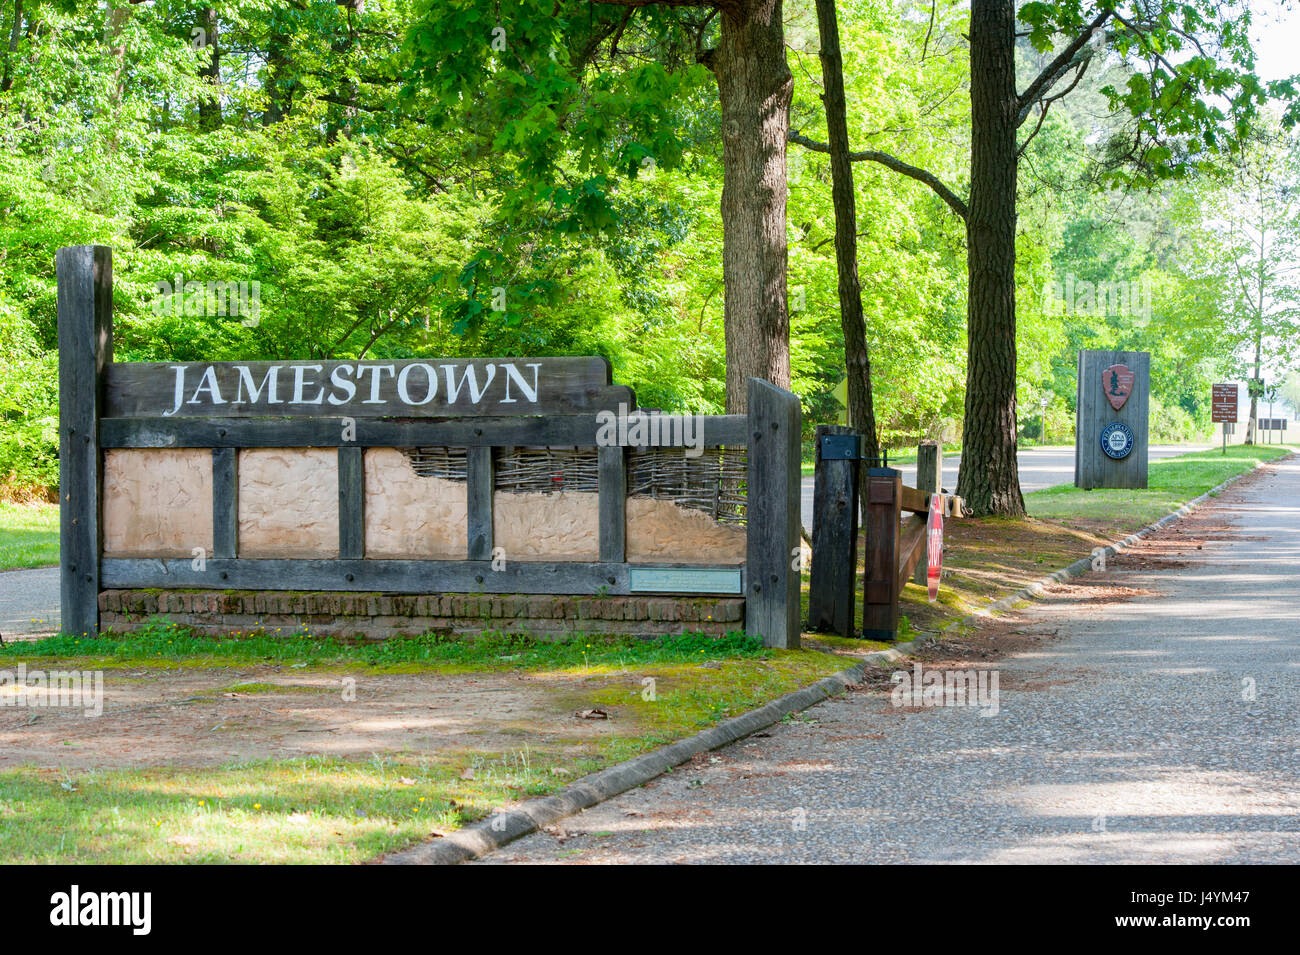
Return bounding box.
[1075,350,1149,490]
[1102,363,1134,411]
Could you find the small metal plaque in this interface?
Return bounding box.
[628,567,743,595]
[820,434,861,460]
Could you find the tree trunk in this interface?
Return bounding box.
[813,0,879,462]
[197,8,221,131]
[2,0,23,93]
[1247,334,1261,444]
[711,0,793,414]
[262,22,292,126]
[105,3,134,152]
[1246,212,1265,445]
[957,0,1024,516]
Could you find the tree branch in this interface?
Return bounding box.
[1018,58,1089,156]
[788,129,968,219]
[1017,11,1110,121]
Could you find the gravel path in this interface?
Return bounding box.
[482,457,1300,864]
[0,567,59,640]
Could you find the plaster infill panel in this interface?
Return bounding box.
[364,448,467,559]
[102,449,213,557]
[494,490,599,560]
[626,496,746,564]
[238,448,339,558]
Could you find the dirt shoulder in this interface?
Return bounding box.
[0,665,615,770]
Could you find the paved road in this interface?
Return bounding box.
[799,443,1212,532]
[482,456,1300,863]
[0,567,59,640]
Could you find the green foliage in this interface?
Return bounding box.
[0,0,1293,487]
[0,300,58,486]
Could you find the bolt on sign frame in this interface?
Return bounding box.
[56,246,804,648]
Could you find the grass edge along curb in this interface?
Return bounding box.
[933,451,1297,634]
[378,649,912,865]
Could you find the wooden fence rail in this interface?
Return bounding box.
[809,435,964,641]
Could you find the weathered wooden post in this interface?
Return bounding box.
[56,245,113,637]
[212,446,239,559]
[338,446,365,559]
[597,445,627,563]
[861,467,902,641]
[745,378,802,649]
[912,440,941,586]
[808,424,859,636]
[466,445,494,560]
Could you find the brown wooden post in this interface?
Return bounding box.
[56,246,113,637]
[745,378,802,649]
[597,445,627,563]
[862,467,902,640]
[912,440,941,586]
[338,446,365,560]
[808,424,859,636]
[212,447,238,559]
[466,445,494,561]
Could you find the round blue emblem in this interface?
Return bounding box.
[1100,421,1135,460]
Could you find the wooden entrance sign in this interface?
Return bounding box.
[56,246,805,648]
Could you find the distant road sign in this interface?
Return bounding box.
[1212,383,1238,423]
[1260,418,1288,431]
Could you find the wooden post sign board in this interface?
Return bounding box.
[1075,349,1150,490]
[55,245,806,649]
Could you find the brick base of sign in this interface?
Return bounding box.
[97,590,746,640]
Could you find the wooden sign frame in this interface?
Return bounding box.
[56,246,803,648]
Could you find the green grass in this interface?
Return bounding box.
[0,501,59,570]
[584,652,851,765]
[0,623,852,863]
[1027,444,1293,528]
[0,751,580,864]
[0,619,769,674]
[0,645,850,864]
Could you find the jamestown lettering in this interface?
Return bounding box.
[162,360,543,416]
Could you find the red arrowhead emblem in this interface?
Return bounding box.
[1102,363,1134,411]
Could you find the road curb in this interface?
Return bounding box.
[380,648,914,865]
[943,452,1295,628]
